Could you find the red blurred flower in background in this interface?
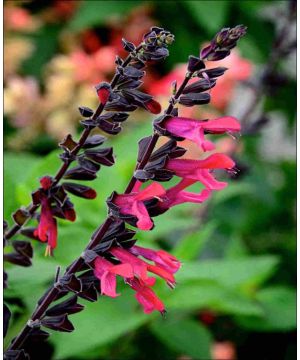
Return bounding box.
[148,49,252,111]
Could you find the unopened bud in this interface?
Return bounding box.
[95,83,111,105]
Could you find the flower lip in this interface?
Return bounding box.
[107,182,166,231]
[127,277,165,314]
[93,256,134,298]
[165,154,235,191]
[130,245,181,274]
[156,116,241,151]
[34,196,57,254]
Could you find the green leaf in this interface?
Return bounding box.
[5,258,57,310]
[224,235,249,259]
[184,1,229,34]
[177,255,279,290]
[238,36,264,63]
[68,1,140,31]
[51,289,149,359]
[164,282,263,316]
[238,0,269,13]
[15,150,61,205]
[150,316,212,359]
[173,221,217,261]
[139,208,197,243]
[236,286,296,331]
[52,225,94,265]
[235,1,275,62]
[4,152,37,220]
[212,182,254,205]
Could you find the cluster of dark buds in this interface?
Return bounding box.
[200,24,246,61]
[4,25,246,358]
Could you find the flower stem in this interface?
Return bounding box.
[6,69,193,352]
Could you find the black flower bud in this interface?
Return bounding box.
[200,25,247,61]
[187,56,205,72]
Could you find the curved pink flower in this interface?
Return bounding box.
[130,245,181,274]
[160,178,212,209]
[147,263,176,288]
[110,247,176,287]
[34,196,57,256]
[110,247,151,284]
[113,182,166,230]
[93,256,133,297]
[166,153,235,190]
[127,278,166,314]
[163,116,240,151]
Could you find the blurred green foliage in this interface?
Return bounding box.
[4,0,296,359]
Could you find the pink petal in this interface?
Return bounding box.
[131,246,181,274]
[203,116,240,133]
[131,180,143,193]
[135,292,155,313]
[193,127,215,152]
[177,189,212,204]
[132,201,154,231]
[37,197,57,249]
[111,248,149,281]
[165,187,211,208]
[47,218,57,250]
[101,271,119,297]
[165,117,196,137]
[135,182,165,201]
[197,169,228,190]
[138,287,165,314]
[94,257,109,279]
[167,159,197,175]
[156,250,181,273]
[198,153,235,169]
[144,277,156,286]
[110,263,134,278]
[147,264,176,287]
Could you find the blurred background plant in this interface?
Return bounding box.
[4,1,296,359]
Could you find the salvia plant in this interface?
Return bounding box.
[4,25,246,359]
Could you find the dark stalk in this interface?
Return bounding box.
[7,69,193,352]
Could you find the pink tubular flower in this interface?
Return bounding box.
[163,116,240,152]
[127,277,166,314]
[166,153,235,190]
[160,178,212,209]
[110,247,152,284]
[93,256,133,297]
[110,247,176,287]
[34,196,57,256]
[130,245,181,274]
[112,182,166,230]
[147,263,176,289]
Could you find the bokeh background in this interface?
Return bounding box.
[4,1,296,359]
